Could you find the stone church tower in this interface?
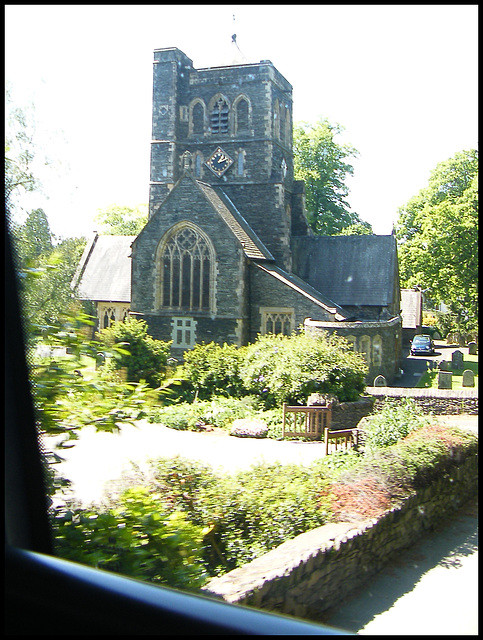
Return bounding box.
[148,47,310,271]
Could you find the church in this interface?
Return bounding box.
[74,46,403,384]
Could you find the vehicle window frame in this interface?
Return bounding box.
[5,219,348,634]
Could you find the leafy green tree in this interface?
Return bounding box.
[29,312,158,455]
[11,208,53,265]
[5,88,39,205]
[97,317,171,387]
[293,117,370,235]
[11,210,87,333]
[338,221,373,236]
[396,149,478,335]
[95,204,148,235]
[239,332,368,408]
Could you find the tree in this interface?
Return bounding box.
[5,88,39,205]
[293,117,370,235]
[95,204,148,235]
[10,207,87,333]
[396,149,478,335]
[11,208,53,265]
[97,317,171,388]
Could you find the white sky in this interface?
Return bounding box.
[5,4,478,239]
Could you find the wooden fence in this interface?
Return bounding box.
[282,403,359,454]
[282,404,331,439]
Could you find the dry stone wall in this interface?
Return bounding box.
[365,387,478,415]
[202,453,477,622]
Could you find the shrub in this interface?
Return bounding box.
[181,342,246,399]
[359,398,429,452]
[53,486,208,589]
[239,332,367,409]
[148,396,265,431]
[97,318,171,388]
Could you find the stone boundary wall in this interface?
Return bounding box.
[202,453,477,622]
[330,397,375,430]
[365,386,478,415]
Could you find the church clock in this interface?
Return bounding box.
[205,147,234,177]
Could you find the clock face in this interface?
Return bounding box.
[205,147,234,177]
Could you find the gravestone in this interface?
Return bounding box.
[373,375,387,387]
[462,369,475,387]
[438,371,453,389]
[468,342,477,355]
[451,350,464,370]
[438,360,450,371]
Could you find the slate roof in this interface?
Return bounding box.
[254,262,349,320]
[73,233,134,302]
[291,235,398,307]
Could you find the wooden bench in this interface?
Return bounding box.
[323,427,359,455]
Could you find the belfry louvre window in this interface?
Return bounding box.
[160,225,214,312]
[210,98,229,134]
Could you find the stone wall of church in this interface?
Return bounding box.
[249,264,337,344]
[304,317,403,385]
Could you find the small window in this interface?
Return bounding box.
[261,308,294,336]
[192,102,204,135]
[236,98,249,133]
[171,317,197,348]
[237,151,244,176]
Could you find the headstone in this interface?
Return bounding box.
[468,341,478,355]
[451,350,464,370]
[438,371,453,389]
[373,375,387,387]
[438,360,450,371]
[462,369,475,387]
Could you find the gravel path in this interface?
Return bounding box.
[45,413,477,507]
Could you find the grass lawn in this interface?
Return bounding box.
[417,353,478,390]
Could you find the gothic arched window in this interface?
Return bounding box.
[210,97,229,134]
[158,224,215,312]
[192,101,204,135]
[235,97,249,133]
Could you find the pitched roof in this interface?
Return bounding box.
[73,234,134,302]
[291,235,398,307]
[197,180,274,260]
[254,262,349,320]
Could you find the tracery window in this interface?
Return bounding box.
[210,97,229,134]
[158,224,214,312]
[261,307,294,336]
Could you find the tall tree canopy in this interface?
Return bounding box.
[396,149,478,334]
[95,204,148,235]
[293,117,372,235]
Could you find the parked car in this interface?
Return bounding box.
[410,334,436,356]
[421,325,445,340]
